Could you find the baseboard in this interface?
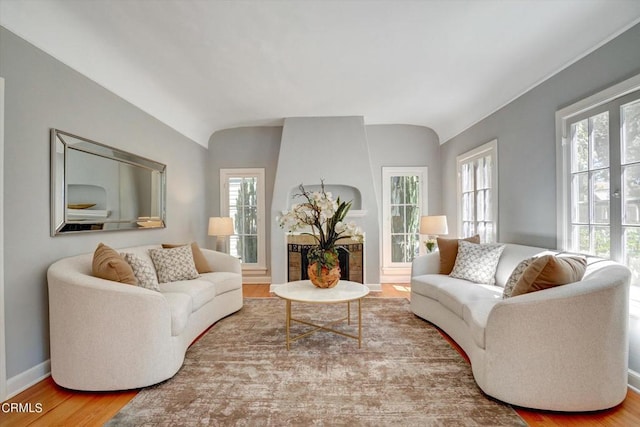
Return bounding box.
[269,283,382,293]
[242,276,272,284]
[629,369,640,393]
[5,359,50,400]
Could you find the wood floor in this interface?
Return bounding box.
[2,283,639,426]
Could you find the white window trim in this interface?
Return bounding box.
[556,73,640,250]
[220,168,267,273]
[456,139,499,242]
[381,166,428,277]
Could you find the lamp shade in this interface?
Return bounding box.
[420,215,448,235]
[208,217,234,236]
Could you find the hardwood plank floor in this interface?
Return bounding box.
[2,283,638,426]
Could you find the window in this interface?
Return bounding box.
[220,168,266,272]
[456,140,498,243]
[381,167,428,273]
[557,74,640,315]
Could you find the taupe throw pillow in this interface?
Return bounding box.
[437,235,480,274]
[92,243,138,285]
[162,242,213,273]
[510,255,587,297]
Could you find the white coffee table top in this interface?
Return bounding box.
[273,280,369,303]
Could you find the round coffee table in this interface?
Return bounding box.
[273,280,370,350]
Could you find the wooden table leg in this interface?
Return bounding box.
[286,299,291,351]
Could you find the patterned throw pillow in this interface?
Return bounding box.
[503,256,537,298]
[449,240,505,285]
[122,252,160,292]
[149,245,199,283]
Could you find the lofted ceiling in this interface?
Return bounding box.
[2,0,640,148]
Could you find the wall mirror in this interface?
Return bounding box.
[51,129,166,235]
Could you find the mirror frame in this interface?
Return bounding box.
[50,129,167,236]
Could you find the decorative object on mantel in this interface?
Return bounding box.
[208,217,234,253]
[278,181,363,288]
[420,215,449,252]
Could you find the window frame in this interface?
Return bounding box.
[381,166,428,274]
[456,139,499,243]
[219,168,266,272]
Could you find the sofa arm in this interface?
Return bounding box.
[481,265,630,411]
[411,252,440,277]
[47,257,178,390]
[201,248,242,274]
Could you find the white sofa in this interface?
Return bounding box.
[47,244,243,391]
[411,243,631,412]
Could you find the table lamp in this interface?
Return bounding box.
[208,217,234,253]
[420,215,448,252]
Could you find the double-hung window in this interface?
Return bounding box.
[220,168,266,273]
[456,140,498,243]
[557,74,640,314]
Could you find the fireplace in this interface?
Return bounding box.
[287,235,363,283]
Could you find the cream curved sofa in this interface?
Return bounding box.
[47,244,243,391]
[411,243,631,412]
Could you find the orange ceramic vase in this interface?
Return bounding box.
[307,263,341,288]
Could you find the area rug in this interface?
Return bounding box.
[106,298,525,426]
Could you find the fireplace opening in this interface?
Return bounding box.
[287,235,363,283]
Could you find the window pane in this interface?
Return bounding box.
[406,234,419,263]
[593,226,610,257]
[571,119,589,172]
[229,235,240,259]
[391,206,404,233]
[571,173,588,223]
[624,227,640,286]
[390,176,404,204]
[405,176,419,205]
[244,207,257,234]
[484,189,492,221]
[622,99,640,164]
[624,164,640,225]
[572,225,590,253]
[590,112,609,169]
[592,169,610,224]
[484,155,492,188]
[391,235,405,263]
[242,236,258,263]
[476,157,485,189]
[405,205,419,234]
[477,190,485,222]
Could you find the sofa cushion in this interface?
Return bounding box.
[92,243,137,285]
[411,274,502,317]
[199,272,242,295]
[450,241,505,285]
[159,279,217,312]
[511,255,587,297]
[162,242,213,274]
[163,292,193,336]
[149,245,200,283]
[122,252,160,292]
[462,298,501,349]
[437,235,480,274]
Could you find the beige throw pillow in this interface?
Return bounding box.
[149,245,200,283]
[510,255,587,297]
[162,242,213,273]
[437,235,481,274]
[92,243,138,285]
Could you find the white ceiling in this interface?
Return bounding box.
[2,0,640,148]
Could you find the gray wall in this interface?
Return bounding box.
[440,22,640,375]
[367,124,442,217]
[207,126,282,266]
[208,122,440,282]
[0,27,208,379]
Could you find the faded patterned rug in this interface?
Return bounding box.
[106,298,525,426]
